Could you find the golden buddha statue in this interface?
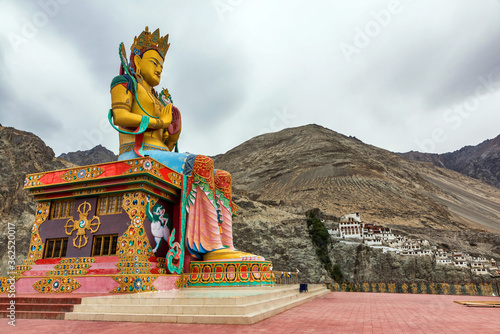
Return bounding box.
[109,27,263,262]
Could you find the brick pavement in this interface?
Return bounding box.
[2,292,499,333]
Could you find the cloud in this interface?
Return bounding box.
[1,0,500,157]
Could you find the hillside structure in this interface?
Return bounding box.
[329,214,500,277]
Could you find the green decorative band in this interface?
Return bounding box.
[108,110,150,135]
[119,142,171,155]
[167,174,188,274]
[215,188,231,210]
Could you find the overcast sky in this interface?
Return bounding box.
[1,0,500,157]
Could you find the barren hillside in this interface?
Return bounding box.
[215,124,500,233]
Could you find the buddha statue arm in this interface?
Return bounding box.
[111,85,143,127]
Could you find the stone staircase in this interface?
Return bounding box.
[0,296,82,320]
[65,284,330,324]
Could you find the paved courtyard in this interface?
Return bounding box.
[3,292,499,333]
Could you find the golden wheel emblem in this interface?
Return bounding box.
[64,201,101,249]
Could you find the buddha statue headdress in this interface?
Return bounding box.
[119,26,170,76]
[131,26,170,59]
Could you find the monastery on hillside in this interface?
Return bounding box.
[330,213,394,241]
[328,213,500,277]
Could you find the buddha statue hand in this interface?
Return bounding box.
[168,106,182,135]
[163,105,181,151]
[150,103,172,131]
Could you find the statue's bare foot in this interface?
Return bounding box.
[202,248,265,261]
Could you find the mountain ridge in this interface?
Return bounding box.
[215,124,500,232]
[58,144,117,166]
[399,134,500,189]
[0,125,76,273]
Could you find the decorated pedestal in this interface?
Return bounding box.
[10,158,186,293]
[2,157,272,294]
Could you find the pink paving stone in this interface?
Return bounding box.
[2,292,500,333]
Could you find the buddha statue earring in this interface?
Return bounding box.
[136,66,143,83]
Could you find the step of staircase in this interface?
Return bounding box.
[0,296,82,320]
[65,284,330,324]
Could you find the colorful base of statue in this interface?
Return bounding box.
[7,155,268,294]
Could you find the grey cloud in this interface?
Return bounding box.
[432,32,500,105]
[2,0,500,156]
[0,91,64,134]
[45,2,122,83]
[171,50,248,127]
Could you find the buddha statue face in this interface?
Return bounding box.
[134,49,164,87]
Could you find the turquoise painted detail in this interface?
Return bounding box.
[215,188,231,210]
[167,174,187,274]
[107,111,149,156]
[107,111,149,136]
[188,281,273,287]
[117,42,158,119]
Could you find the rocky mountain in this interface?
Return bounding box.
[0,125,74,273]
[58,144,117,166]
[398,151,446,168]
[399,134,500,189]
[215,124,500,282]
[216,124,500,232]
[0,126,116,276]
[1,124,499,283]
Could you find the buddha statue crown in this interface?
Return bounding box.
[131,26,170,58]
